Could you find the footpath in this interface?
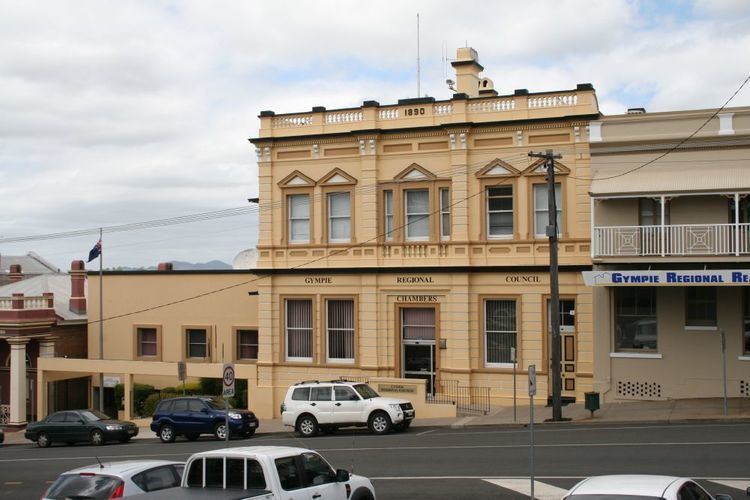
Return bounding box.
[3,397,749,445]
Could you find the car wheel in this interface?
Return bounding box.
[159,424,176,443]
[296,415,319,438]
[368,411,391,435]
[90,429,105,446]
[242,429,256,439]
[37,432,51,448]
[185,433,200,441]
[214,422,228,440]
[350,487,375,500]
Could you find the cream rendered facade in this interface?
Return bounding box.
[588,107,750,402]
[251,48,600,408]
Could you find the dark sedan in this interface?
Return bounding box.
[25,409,138,447]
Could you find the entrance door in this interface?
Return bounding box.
[400,308,436,395]
[547,298,577,400]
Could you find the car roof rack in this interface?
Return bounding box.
[295,380,321,385]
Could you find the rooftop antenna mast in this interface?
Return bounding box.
[416,13,421,97]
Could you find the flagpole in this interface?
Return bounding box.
[98,227,104,413]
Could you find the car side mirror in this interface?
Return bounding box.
[201,408,209,413]
[335,469,350,482]
[714,495,732,500]
[79,420,86,424]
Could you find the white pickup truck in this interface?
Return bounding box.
[130,446,376,500]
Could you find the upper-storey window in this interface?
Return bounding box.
[288,194,310,244]
[440,188,451,240]
[384,190,394,241]
[405,189,430,241]
[533,183,562,237]
[327,192,351,243]
[487,186,513,238]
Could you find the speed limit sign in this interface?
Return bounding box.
[222,363,235,397]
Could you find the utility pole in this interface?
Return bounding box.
[528,149,563,421]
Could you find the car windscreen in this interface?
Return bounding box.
[45,474,122,499]
[353,384,380,399]
[205,398,233,410]
[79,410,110,422]
[565,496,665,500]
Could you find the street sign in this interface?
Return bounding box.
[222,363,235,397]
[528,364,537,396]
[177,361,186,383]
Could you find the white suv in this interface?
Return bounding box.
[281,380,415,437]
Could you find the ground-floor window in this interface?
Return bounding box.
[326,299,354,362]
[614,287,657,351]
[286,299,313,361]
[484,299,517,366]
[685,287,717,328]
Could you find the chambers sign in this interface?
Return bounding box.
[583,270,750,286]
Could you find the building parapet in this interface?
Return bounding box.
[255,86,599,139]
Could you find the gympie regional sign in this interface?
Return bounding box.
[582,270,750,286]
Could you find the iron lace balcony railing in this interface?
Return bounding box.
[593,223,750,257]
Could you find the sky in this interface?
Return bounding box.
[1,0,749,270]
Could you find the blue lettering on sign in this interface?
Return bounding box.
[612,272,659,284]
[732,272,750,283]
[667,272,725,283]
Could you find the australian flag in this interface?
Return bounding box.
[87,239,102,262]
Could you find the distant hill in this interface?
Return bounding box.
[171,260,232,270]
[110,260,232,271]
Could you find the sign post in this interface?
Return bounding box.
[511,347,517,423]
[177,361,186,396]
[720,330,728,416]
[222,363,235,443]
[528,364,537,500]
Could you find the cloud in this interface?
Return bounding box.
[1,0,748,268]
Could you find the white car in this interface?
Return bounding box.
[564,475,734,500]
[42,460,184,499]
[281,380,415,437]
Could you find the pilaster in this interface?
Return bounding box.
[8,337,29,426]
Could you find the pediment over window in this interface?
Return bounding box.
[394,163,436,181]
[476,159,521,178]
[278,170,316,187]
[521,159,571,177]
[318,167,357,186]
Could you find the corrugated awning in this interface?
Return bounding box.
[590,162,750,197]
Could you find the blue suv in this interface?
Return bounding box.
[150,396,259,443]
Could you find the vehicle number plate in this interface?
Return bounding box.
[128,429,136,434]
[248,422,256,427]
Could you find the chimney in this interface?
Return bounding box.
[451,47,485,97]
[9,264,23,282]
[69,260,86,314]
[157,262,173,271]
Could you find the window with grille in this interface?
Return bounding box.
[485,300,517,366]
[487,186,513,237]
[328,192,351,243]
[327,299,354,362]
[237,329,258,361]
[286,299,312,361]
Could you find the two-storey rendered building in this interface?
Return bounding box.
[586,107,750,401]
[249,48,601,408]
